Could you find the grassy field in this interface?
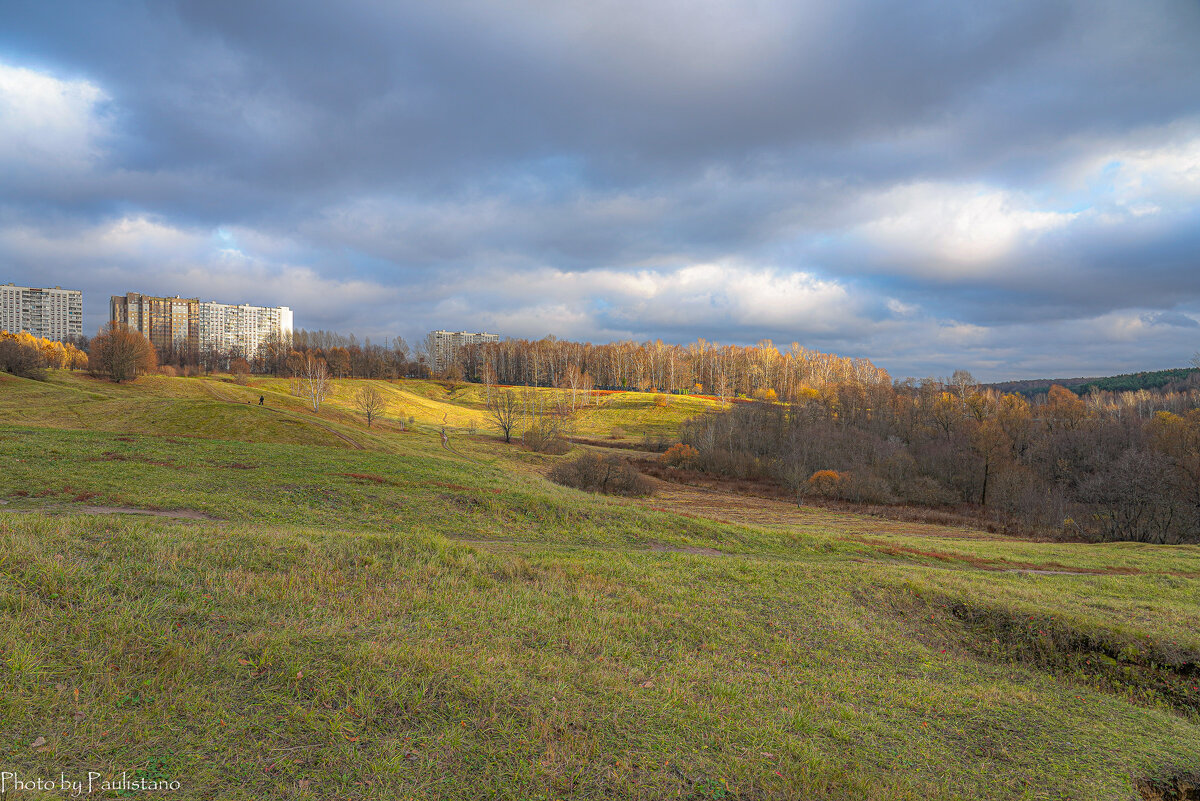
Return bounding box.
[1,371,1198,800]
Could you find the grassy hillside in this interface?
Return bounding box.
[0,371,1198,799]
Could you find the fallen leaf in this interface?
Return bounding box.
[30,736,46,748]
[73,712,85,721]
[298,779,311,790]
[640,680,654,688]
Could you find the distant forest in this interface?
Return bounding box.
[988,367,1199,397]
[675,370,1200,545]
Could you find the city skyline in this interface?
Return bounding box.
[2,2,1199,380]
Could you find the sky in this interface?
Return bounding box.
[1,1,1199,381]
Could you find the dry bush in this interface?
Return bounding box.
[231,358,251,385]
[839,471,897,505]
[523,423,570,455]
[654,393,670,407]
[660,443,699,468]
[893,475,957,507]
[548,453,653,496]
[158,365,178,378]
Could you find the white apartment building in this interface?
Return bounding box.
[430,330,499,372]
[1,284,83,341]
[196,301,293,357]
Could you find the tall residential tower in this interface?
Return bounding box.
[111,291,292,357]
[0,284,83,342]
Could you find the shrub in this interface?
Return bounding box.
[805,469,844,498]
[654,393,670,408]
[548,453,653,496]
[894,475,957,507]
[839,471,897,505]
[523,424,570,455]
[231,358,251,385]
[660,443,700,468]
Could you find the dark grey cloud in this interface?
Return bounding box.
[1,0,1199,380]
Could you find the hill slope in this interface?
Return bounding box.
[0,372,1197,800]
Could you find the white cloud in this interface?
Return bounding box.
[0,61,111,173]
[856,182,1077,272]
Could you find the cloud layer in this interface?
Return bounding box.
[1,0,1198,379]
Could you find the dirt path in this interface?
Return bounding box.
[202,382,366,450]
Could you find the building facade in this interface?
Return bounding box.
[1,284,83,342]
[196,301,293,358]
[111,292,292,358]
[110,293,199,354]
[429,330,499,372]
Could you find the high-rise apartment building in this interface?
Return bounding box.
[110,293,199,354]
[196,301,293,358]
[429,330,499,372]
[1,284,83,342]
[111,292,293,357]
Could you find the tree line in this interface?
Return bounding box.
[0,330,89,378]
[447,337,890,400]
[674,370,1200,544]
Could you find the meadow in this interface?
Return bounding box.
[0,371,1198,800]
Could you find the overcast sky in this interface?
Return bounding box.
[2,1,1199,380]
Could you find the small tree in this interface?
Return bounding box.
[89,322,156,382]
[301,353,331,412]
[354,384,386,427]
[487,388,520,443]
[231,357,251,385]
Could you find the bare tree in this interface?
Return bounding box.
[89,322,157,383]
[301,353,332,412]
[354,384,386,427]
[487,388,520,443]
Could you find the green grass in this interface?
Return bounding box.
[0,371,1198,799]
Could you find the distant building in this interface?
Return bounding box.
[111,291,292,357]
[110,292,199,354]
[1,283,83,342]
[196,301,293,358]
[429,330,499,372]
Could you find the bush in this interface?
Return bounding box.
[654,393,670,407]
[548,453,653,496]
[523,424,570,455]
[660,443,699,467]
[803,469,896,504]
[231,358,251,385]
[894,475,957,507]
[805,469,844,498]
